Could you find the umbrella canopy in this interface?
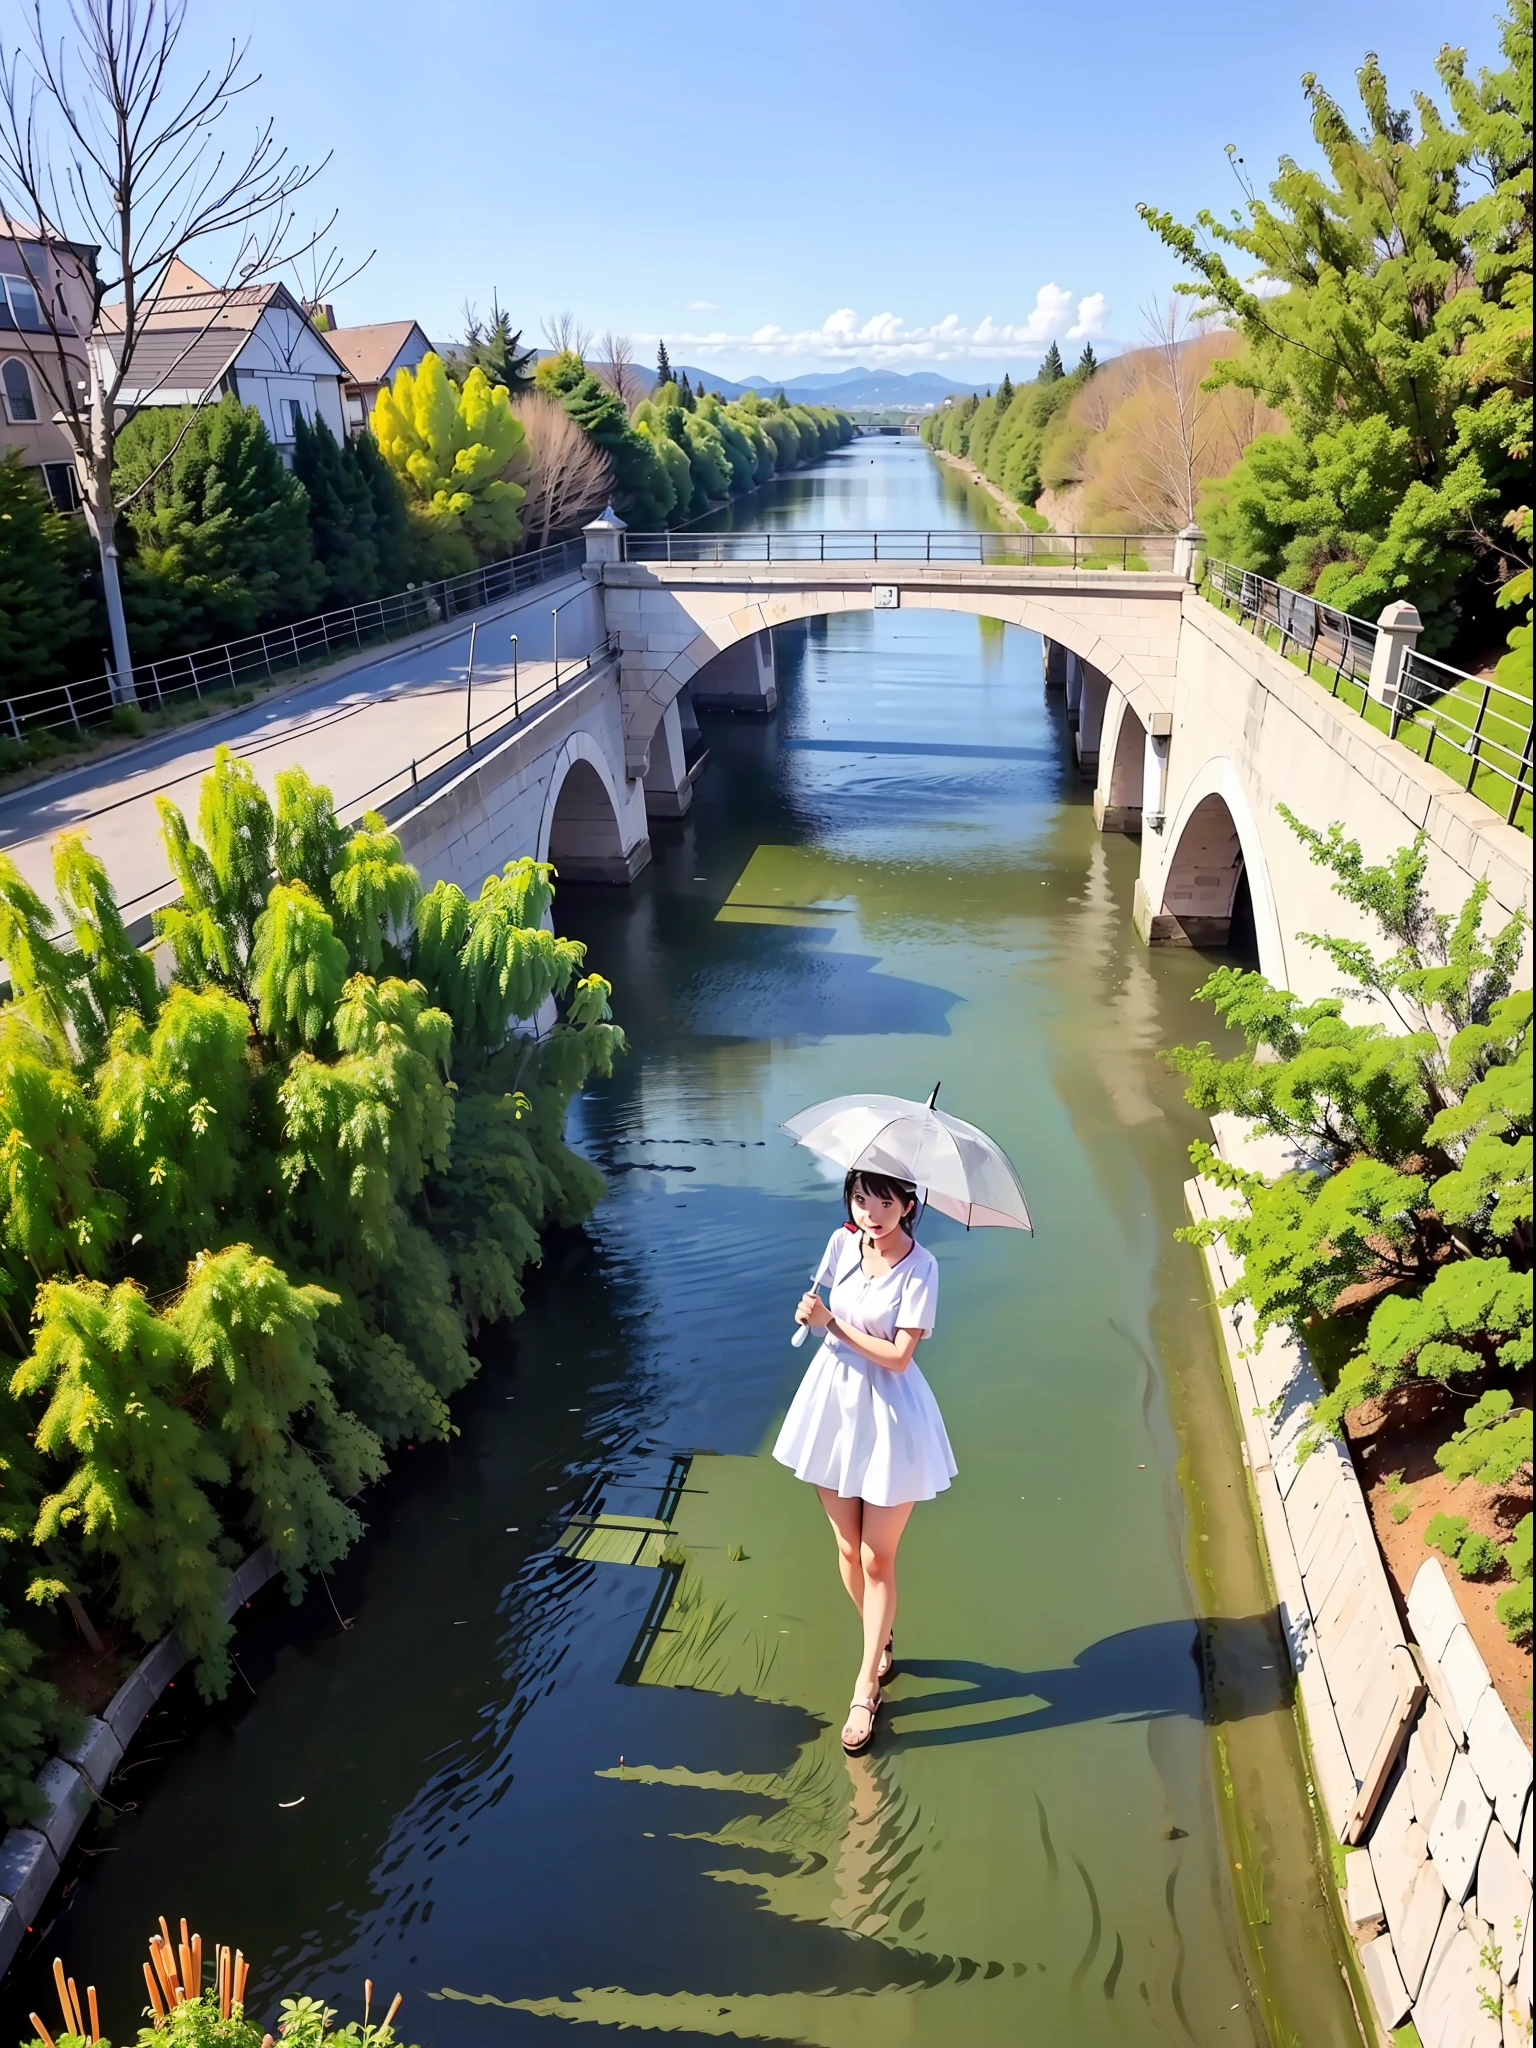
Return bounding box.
[782,1088,1032,1233]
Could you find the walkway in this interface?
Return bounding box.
[0,568,602,924]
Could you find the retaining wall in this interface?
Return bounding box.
[0,1547,277,1975]
[1188,1116,1532,2047]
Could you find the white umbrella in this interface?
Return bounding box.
[782,1085,1032,1234]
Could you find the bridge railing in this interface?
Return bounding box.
[2,537,587,756]
[620,529,1181,571]
[1203,557,1533,832]
[93,629,623,937]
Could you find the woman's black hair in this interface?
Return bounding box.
[843,1168,919,1232]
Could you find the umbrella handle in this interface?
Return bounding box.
[791,1323,810,1347]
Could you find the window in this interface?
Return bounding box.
[41,462,81,512]
[0,273,44,330]
[284,397,306,438]
[2,357,38,423]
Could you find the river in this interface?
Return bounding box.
[4,438,1365,2048]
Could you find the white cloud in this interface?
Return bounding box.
[687,299,721,311]
[655,288,1110,366]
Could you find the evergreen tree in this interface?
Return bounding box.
[115,396,324,654]
[997,373,1014,405]
[370,356,527,563]
[1139,5,1532,645]
[0,453,96,694]
[1076,345,1098,375]
[1038,342,1065,383]
[555,370,675,526]
[293,415,379,608]
[352,432,419,591]
[655,340,673,387]
[459,294,537,395]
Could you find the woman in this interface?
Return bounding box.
[773,1169,956,1755]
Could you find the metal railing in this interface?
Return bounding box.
[100,629,622,936]
[619,529,1181,571]
[1202,557,1532,831]
[1395,646,1534,828]
[2,537,587,750]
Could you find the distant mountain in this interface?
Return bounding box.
[676,366,974,409]
[549,358,984,408]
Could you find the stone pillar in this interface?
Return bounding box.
[643,697,694,820]
[692,628,778,713]
[1142,712,1173,831]
[1075,662,1110,781]
[1173,523,1206,583]
[583,504,627,571]
[1064,652,1084,724]
[1366,601,1423,710]
[1042,638,1068,692]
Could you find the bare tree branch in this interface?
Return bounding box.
[510,393,612,550]
[595,330,640,410]
[540,309,590,362]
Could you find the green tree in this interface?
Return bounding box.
[0,452,97,694]
[293,415,380,607]
[1171,811,1531,1637]
[1139,7,1532,646]
[15,1276,234,1687]
[1038,342,1065,383]
[456,294,537,395]
[371,355,527,563]
[1076,345,1098,375]
[656,339,673,387]
[549,362,675,526]
[351,432,419,591]
[0,743,628,1761]
[114,397,324,654]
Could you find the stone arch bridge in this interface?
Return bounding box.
[400,524,1526,1004]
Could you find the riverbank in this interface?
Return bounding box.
[928,445,1040,529]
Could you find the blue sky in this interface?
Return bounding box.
[157,0,1505,378]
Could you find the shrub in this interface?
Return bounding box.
[111,702,147,737]
[1426,1512,1471,1562]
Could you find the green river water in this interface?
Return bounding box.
[5,439,1369,2048]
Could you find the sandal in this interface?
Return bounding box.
[877,1634,895,1682]
[841,1687,882,1756]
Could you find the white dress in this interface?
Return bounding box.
[773,1227,957,1507]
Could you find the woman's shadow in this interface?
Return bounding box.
[883,1614,1294,1750]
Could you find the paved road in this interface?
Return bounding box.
[0,570,602,924]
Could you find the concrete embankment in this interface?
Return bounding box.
[1188,1117,1532,2046]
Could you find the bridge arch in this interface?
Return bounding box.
[538,732,649,885]
[1137,758,1287,984]
[1097,688,1146,832]
[623,581,1177,778]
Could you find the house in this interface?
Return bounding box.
[0,214,96,509]
[323,320,437,434]
[93,260,348,459]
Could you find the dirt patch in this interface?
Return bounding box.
[42,1628,135,1718]
[1347,1388,1532,1746]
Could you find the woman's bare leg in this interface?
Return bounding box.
[855,1501,913,1703]
[816,1487,865,1615]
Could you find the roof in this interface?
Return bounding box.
[96,266,349,375]
[324,320,433,385]
[95,326,246,396]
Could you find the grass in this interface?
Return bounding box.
[1200,581,1533,835]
